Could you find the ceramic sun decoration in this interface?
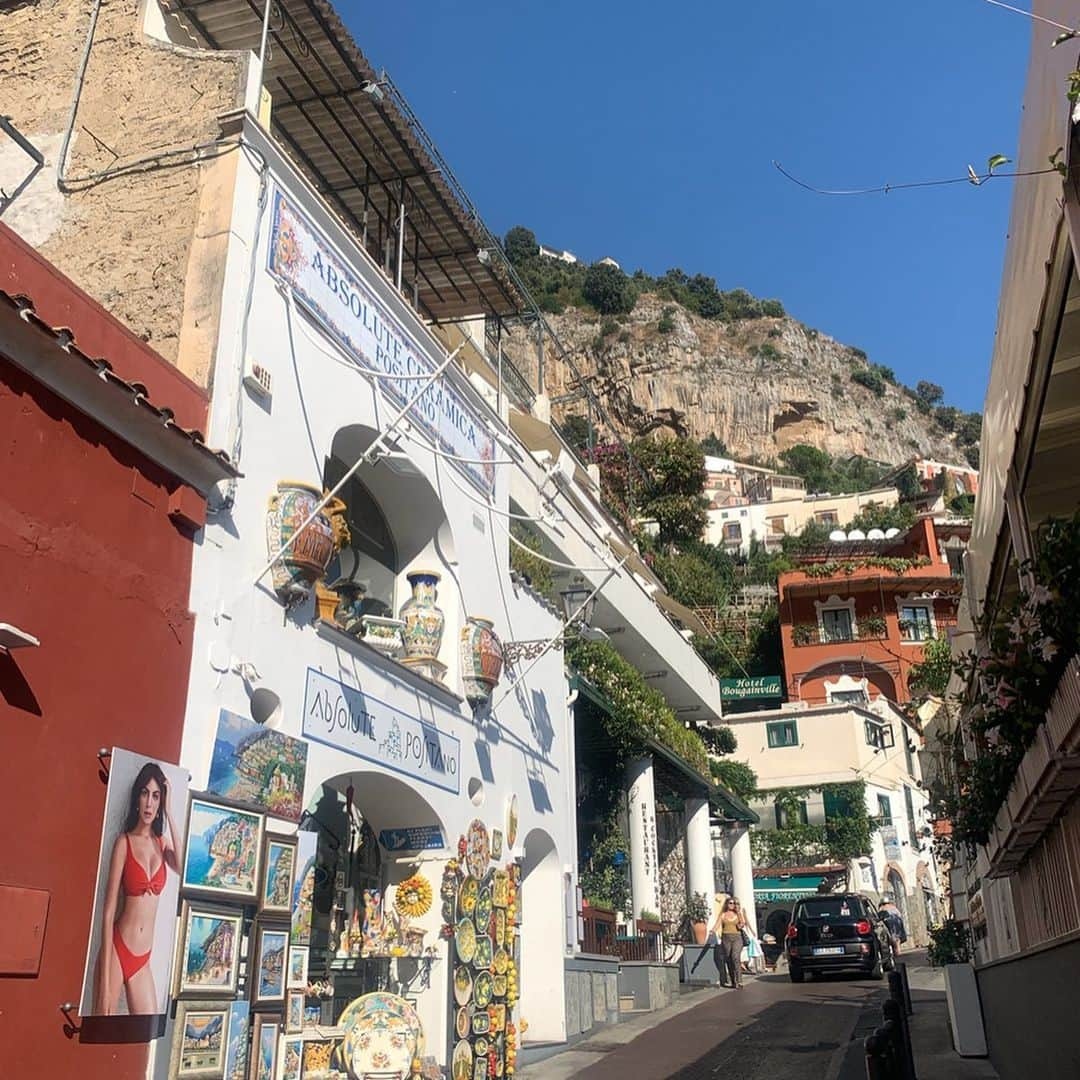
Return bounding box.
[399,571,446,677]
[265,482,341,603]
[460,616,505,707]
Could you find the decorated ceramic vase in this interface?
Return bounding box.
[361,614,406,657]
[265,482,339,603]
[399,570,445,660]
[334,586,366,636]
[460,616,504,707]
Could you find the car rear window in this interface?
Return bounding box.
[796,898,862,919]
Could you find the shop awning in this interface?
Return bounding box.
[753,874,826,902]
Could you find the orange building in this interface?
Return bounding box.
[778,518,968,706]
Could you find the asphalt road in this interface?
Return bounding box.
[530,969,888,1080]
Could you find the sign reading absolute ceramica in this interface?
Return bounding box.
[719,676,783,701]
[266,189,497,496]
[302,668,460,794]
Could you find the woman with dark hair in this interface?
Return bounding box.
[93,762,180,1014]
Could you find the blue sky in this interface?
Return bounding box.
[344,2,1032,413]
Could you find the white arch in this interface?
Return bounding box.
[519,828,566,1044]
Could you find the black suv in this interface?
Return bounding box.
[785,893,894,982]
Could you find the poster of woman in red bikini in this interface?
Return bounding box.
[80,748,189,1017]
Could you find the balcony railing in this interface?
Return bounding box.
[790,623,889,647]
[581,907,619,956]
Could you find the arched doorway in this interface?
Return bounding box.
[886,865,909,934]
[520,829,565,1044]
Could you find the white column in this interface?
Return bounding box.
[684,797,714,903]
[626,756,660,919]
[729,823,758,936]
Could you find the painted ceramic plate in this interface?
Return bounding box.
[475,886,493,927]
[458,876,479,916]
[491,1005,506,1033]
[495,909,506,947]
[456,1006,471,1040]
[473,934,493,970]
[454,965,473,1006]
[466,819,490,879]
[474,970,494,1009]
[453,1039,473,1080]
[472,1010,490,1035]
[474,1036,489,1057]
[493,948,509,975]
[506,794,518,851]
[493,870,510,909]
[473,1059,489,1080]
[492,974,507,998]
[455,917,477,964]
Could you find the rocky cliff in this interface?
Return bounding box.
[512,294,970,467]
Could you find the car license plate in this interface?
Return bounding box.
[813,946,845,956]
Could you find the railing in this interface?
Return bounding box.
[790,623,888,647]
[581,907,619,956]
[614,920,664,962]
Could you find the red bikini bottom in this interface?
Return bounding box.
[113,925,151,981]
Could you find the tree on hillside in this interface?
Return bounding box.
[778,445,834,492]
[583,262,637,315]
[504,225,539,264]
[894,463,922,500]
[847,501,917,534]
[701,433,728,456]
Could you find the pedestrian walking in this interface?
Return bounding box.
[715,896,747,988]
[878,900,906,959]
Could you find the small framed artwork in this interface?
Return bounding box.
[301,1038,334,1079]
[286,945,309,990]
[170,999,232,1079]
[176,902,243,998]
[491,829,503,860]
[248,1013,280,1080]
[334,869,345,890]
[259,834,297,915]
[279,1033,303,1080]
[183,795,265,901]
[223,1000,250,1080]
[251,924,289,1006]
[285,989,305,1033]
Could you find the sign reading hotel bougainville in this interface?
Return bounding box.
[302,668,460,794]
[719,676,783,701]
[267,189,497,496]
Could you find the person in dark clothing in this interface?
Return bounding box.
[879,900,906,958]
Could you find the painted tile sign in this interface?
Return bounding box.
[301,668,460,794]
[378,825,445,853]
[267,190,496,496]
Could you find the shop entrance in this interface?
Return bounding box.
[519,828,565,1044]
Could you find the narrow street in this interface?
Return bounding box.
[523,969,890,1080]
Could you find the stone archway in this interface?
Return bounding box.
[519,828,565,1044]
[885,863,909,933]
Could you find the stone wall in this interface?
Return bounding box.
[657,808,687,934]
[0,0,247,384]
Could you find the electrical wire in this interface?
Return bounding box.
[430,451,562,524]
[494,512,612,573]
[978,0,1078,35]
[774,160,1058,196]
[392,423,515,468]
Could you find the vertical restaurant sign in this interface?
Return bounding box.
[267,189,496,496]
[301,667,460,794]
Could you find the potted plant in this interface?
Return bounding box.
[861,614,887,638]
[686,892,711,945]
[637,908,662,933]
[792,624,816,646]
[928,920,987,1057]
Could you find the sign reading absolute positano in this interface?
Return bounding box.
[719,676,783,701]
[302,668,461,794]
[267,189,497,496]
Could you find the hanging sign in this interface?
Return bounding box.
[880,825,902,862]
[302,668,461,794]
[719,676,783,701]
[267,189,497,496]
[378,825,445,852]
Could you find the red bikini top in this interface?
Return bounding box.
[122,834,167,896]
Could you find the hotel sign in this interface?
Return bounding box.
[267,189,497,496]
[301,668,460,794]
[719,676,783,701]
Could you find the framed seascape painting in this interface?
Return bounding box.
[222,1001,250,1080]
[286,944,309,990]
[259,834,297,915]
[286,989,305,1033]
[176,902,242,998]
[280,1033,303,1080]
[251,924,288,1005]
[170,999,231,1079]
[207,709,308,823]
[248,1013,280,1080]
[290,831,317,945]
[182,796,264,901]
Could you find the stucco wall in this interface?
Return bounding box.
[0,0,247,381]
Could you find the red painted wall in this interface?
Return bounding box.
[0,357,200,1074]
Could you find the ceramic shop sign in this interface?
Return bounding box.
[302,667,460,794]
[378,826,445,853]
[267,190,497,496]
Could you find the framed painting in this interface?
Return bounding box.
[301,1038,334,1079]
[176,901,242,998]
[170,999,231,1079]
[285,989,305,1033]
[259,834,297,915]
[251,923,289,1005]
[248,1013,280,1080]
[286,945,309,990]
[279,1033,304,1080]
[207,708,308,823]
[222,1001,250,1080]
[290,831,317,945]
[182,795,264,901]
